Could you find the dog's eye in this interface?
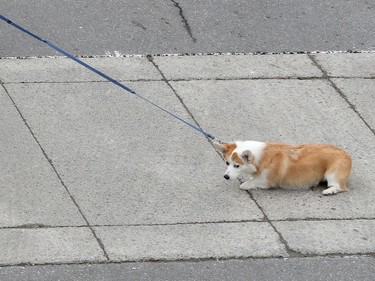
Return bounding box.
[225,161,229,166]
[234,164,240,168]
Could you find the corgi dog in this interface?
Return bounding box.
[213,141,352,195]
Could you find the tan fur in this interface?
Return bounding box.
[258,143,352,190]
[231,152,245,165]
[223,143,237,160]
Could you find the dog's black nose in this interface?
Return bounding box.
[224,174,230,180]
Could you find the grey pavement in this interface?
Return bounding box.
[0,53,374,280]
[1,0,375,57]
[0,256,374,281]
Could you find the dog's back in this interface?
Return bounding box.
[258,143,352,193]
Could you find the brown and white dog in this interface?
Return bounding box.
[213,141,352,195]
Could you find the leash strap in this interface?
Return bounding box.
[0,14,217,141]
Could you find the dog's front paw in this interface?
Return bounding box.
[239,182,258,190]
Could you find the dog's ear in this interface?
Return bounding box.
[213,142,227,155]
[241,150,253,163]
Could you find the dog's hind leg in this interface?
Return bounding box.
[323,161,351,195]
[322,178,343,195]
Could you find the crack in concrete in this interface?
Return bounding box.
[0,81,110,261]
[170,0,197,43]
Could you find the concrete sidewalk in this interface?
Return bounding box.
[0,53,374,267]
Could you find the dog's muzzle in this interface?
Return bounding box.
[224,174,230,180]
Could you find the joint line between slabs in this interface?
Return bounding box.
[308,54,375,136]
[1,216,374,230]
[246,190,301,257]
[0,81,109,260]
[146,55,215,145]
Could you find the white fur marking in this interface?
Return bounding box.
[322,186,342,195]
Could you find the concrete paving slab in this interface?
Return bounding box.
[0,57,161,83]
[2,54,374,269]
[153,54,322,80]
[247,186,375,221]
[171,79,375,220]
[5,81,264,225]
[312,53,375,77]
[0,227,106,265]
[333,78,375,131]
[0,256,374,281]
[94,222,287,261]
[0,87,86,227]
[274,220,375,255]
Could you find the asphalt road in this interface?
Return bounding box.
[1,257,374,281]
[1,0,375,57]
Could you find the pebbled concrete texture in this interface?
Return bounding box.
[0,228,106,265]
[170,78,375,220]
[274,220,375,255]
[94,222,287,261]
[3,81,264,226]
[0,53,374,267]
[332,78,375,132]
[0,86,85,228]
[152,54,323,80]
[312,53,375,77]
[0,57,162,83]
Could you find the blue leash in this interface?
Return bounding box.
[0,14,217,141]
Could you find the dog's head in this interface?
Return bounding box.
[213,142,257,180]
